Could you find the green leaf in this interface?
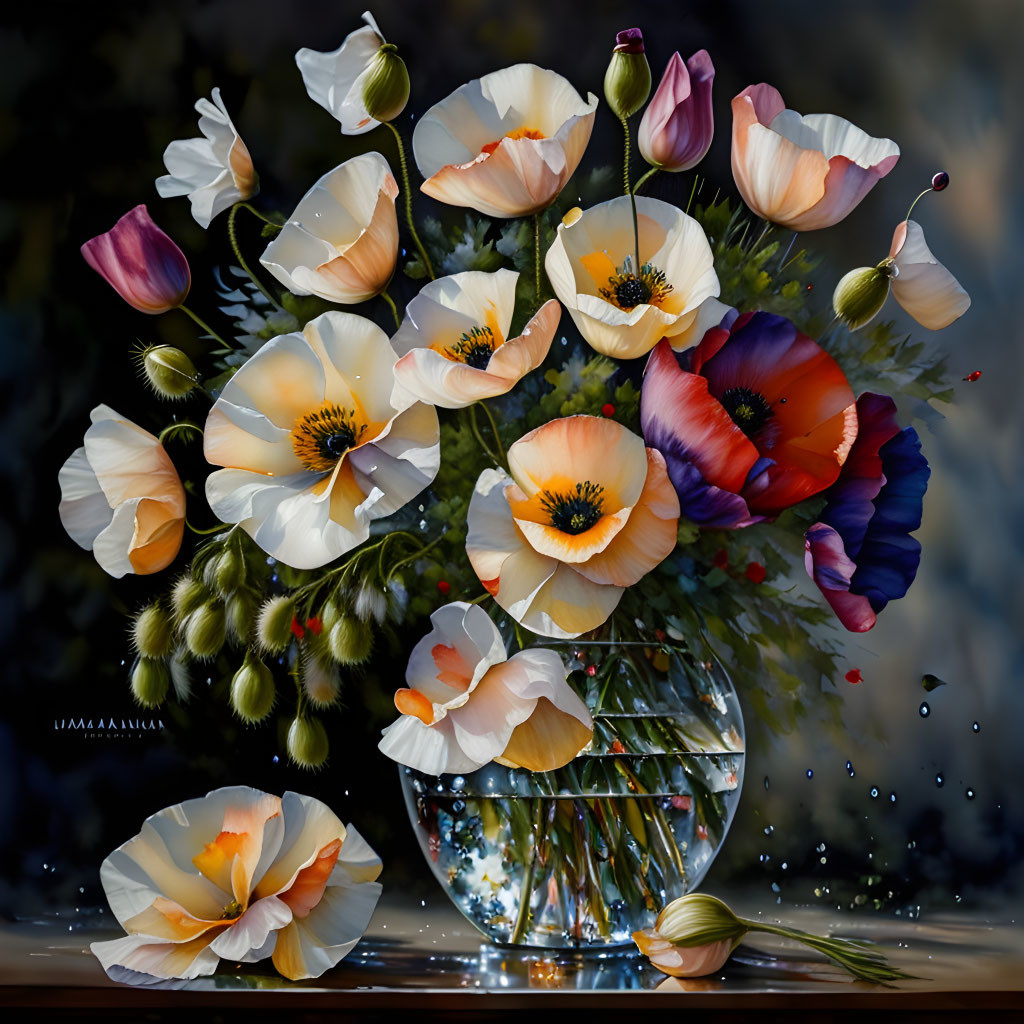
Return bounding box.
[921,673,947,692]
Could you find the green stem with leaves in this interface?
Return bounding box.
[384,120,435,281]
[227,204,285,312]
[380,289,401,329]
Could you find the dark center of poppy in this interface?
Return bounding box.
[220,898,243,921]
[447,326,495,369]
[600,257,674,311]
[614,276,651,308]
[292,403,362,472]
[540,481,606,535]
[720,386,773,437]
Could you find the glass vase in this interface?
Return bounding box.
[399,638,745,949]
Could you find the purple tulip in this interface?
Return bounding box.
[638,50,715,173]
[81,205,190,313]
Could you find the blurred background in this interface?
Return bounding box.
[1,0,1021,926]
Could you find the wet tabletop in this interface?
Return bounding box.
[1,893,1022,1013]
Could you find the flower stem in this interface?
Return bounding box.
[476,400,505,463]
[510,798,545,944]
[777,231,798,270]
[158,422,203,445]
[381,288,401,330]
[235,201,284,229]
[179,304,231,347]
[904,187,933,223]
[385,533,444,583]
[384,120,435,281]
[750,219,773,253]
[186,518,228,536]
[633,166,658,195]
[227,204,286,312]
[621,117,641,273]
[685,174,700,215]
[467,405,502,467]
[533,212,542,298]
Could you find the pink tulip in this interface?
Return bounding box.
[639,51,715,172]
[81,204,190,313]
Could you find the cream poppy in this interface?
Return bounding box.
[90,786,382,982]
[155,87,258,229]
[390,268,561,409]
[260,153,399,304]
[731,83,899,232]
[466,415,680,639]
[412,63,598,218]
[58,405,185,578]
[887,218,971,329]
[378,601,593,775]
[544,195,720,360]
[204,310,440,570]
[296,11,394,135]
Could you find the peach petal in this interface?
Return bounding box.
[278,838,342,918]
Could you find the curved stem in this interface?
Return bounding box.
[685,174,699,215]
[385,533,444,583]
[186,518,228,536]
[227,204,286,312]
[904,187,933,223]
[621,117,640,272]
[179,305,231,348]
[533,212,542,298]
[476,401,505,463]
[380,288,401,329]
[384,120,435,281]
[633,166,658,195]
[235,201,284,228]
[158,422,203,445]
[467,405,501,467]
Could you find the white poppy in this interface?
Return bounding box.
[260,153,399,305]
[203,310,439,570]
[545,195,720,360]
[888,218,971,329]
[378,601,593,776]
[390,268,560,409]
[90,786,382,982]
[155,88,258,229]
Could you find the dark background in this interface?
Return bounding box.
[1,0,1021,925]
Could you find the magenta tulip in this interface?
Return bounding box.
[81,205,190,313]
[638,50,715,173]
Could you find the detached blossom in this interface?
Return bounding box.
[887,219,971,329]
[639,50,715,173]
[731,83,899,231]
[155,88,258,229]
[379,602,593,775]
[81,205,190,313]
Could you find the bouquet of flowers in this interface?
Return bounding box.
[60,12,969,953]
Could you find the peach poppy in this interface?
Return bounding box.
[58,405,186,578]
[90,786,382,982]
[204,310,439,570]
[466,415,680,639]
[544,195,720,360]
[390,268,560,409]
[731,83,899,231]
[412,64,598,218]
[378,601,593,775]
[155,87,258,229]
[260,153,399,304]
[887,219,971,329]
[633,893,746,978]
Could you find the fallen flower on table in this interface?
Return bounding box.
[633,892,914,983]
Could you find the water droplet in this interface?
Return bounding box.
[870,787,879,799]
[806,769,814,779]
[919,702,930,718]
[965,788,975,800]
[972,721,980,733]
[763,776,770,790]
[889,792,897,804]
[763,825,774,836]
[271,755,279,764]
[936,773,944,787]
[846,761,855,777]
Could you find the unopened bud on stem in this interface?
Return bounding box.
[604,28,651,121]
[362,43,410,123]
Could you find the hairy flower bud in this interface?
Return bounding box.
[172,575,208,622]
[320,599,342,633]
[230,654,275,723]
[226,590,258,645]
[302,656,341,708]
[132,603,174,659]
[353,581,388,624]
[604,28,651,121]
[138,344,198,400]
[184,601,226,660]
[327,612,373,665]
[257,595,296,653]
[361,43,410,123]
[832,265,893,330]
[131,657,171,708]
[287,716,329,769]
[205,545,245,597]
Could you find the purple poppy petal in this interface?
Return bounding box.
[804,522,877,632]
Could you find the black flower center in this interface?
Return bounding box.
[540,481,606,535]
[600,257,674,311]
[447,326,495,369]
[720,386,773,437]
[292,403,363,472]
[614,276,651,308]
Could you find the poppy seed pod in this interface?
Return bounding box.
[361,43,410,123]
[287,716,330,769]
[230,654,276,723]
[257,595,296,653]
[132,604,174,659]
[604,28,651,121]
[327,612,373,665]
[832,265,893,330]
[139,345,198,399]
[184,601,226,660]
[131,657,171,708]
[171,575,208,621]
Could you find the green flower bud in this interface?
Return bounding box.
[138,344,198,400]
[361,43,410,124]
[230,654,275,723]
[832,264,892,330]
[184,601,226,660]
[131,657,170,708]
[206,545,245,598]
[226,590,258,645]
[604,28,651,121]
[287,716,329,769]
[257,595,295,654]
[320,599,342,633]
[131,604,174,659]
[172,576,208,622]
[654,893,748,946]
[327,612,372,665]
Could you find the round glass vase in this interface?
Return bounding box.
[399,637,746,949]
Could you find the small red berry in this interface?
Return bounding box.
[601,403,616,417]
[696,823,709,841]
[931,171,950,191]
[290,616,305,640]
[437,580,451,596]
[654,628,666,642]
[586,664,597,677]
[845,668,863,684]
[745,561,766,584]
[963,370,982,382]
[609,739,626,754]
[670,795,692,811]
[712,548,729,569]
[305,616,322,635]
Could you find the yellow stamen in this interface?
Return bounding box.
[481,127,546,157]
[291,403,367,473]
